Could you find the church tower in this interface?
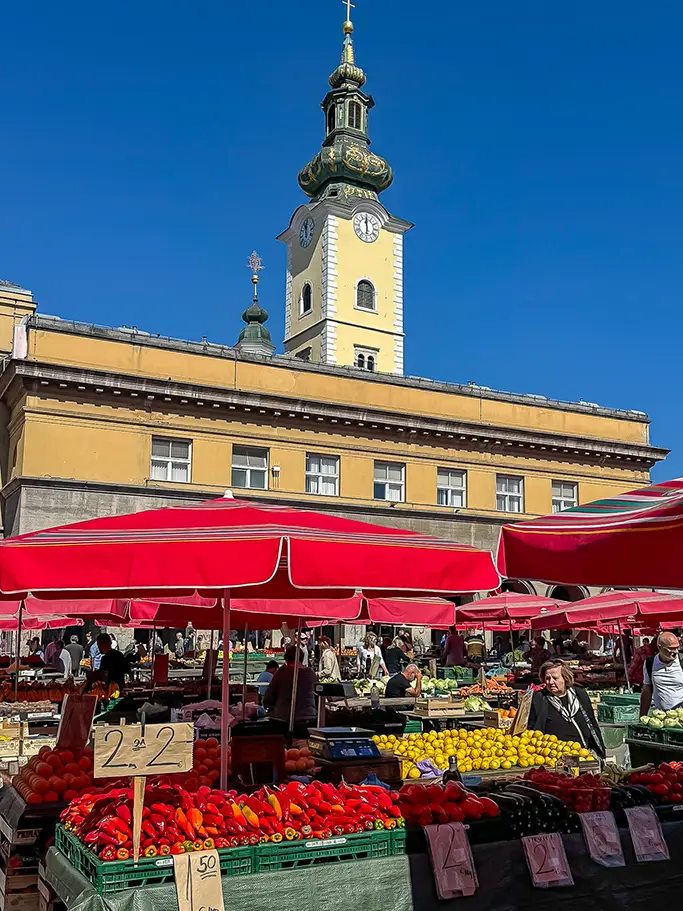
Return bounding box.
[277,4,412,375]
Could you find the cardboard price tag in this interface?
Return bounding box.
[174,850,225,911]
[522,833,574,888]
[579,811,625,867]
[56,695,97,753]
[624,805,670,862]
[424,823,478,899]
[93,722,193,778]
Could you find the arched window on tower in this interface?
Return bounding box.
[356,279,376,311]
[327,105,336,135]
[348,101,362,130]
[300,283,312,315]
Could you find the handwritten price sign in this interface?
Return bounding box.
[579,811,625,868]
[174,850,225,911]
[93,722,193,779]
[522,833,574,888]
[624,806,670,862]
[424,823,478,899]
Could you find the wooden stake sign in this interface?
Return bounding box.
[510,690,533,737]
[93,719,193,864]
[174,850,225,911]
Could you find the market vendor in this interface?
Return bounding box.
[95,633,127,690]
[385,664,422,698]
[528,659,605,758]
[263,646,317,726]
[641,631,683,715]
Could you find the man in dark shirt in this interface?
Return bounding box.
[385,664,422,699]
[263,646,317,723]
[97,633,128,690]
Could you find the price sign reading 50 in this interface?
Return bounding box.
[93,722,193,778]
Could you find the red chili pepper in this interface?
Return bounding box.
[115,804,132,824]
[159,845,171,856]
[170,842,186,855]
[150,803,173,818]
[149,814,166,834]
[100,846,117,862]
[142,821,156,839]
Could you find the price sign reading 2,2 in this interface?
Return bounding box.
[93,722,194,779]
[522,833,574,888]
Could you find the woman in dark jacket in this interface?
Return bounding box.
[528,659,606,758]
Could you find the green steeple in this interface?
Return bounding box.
[235,252,275,356]
[297,5,393,203]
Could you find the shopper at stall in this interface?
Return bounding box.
[442,625,466,667]
[641,631,683,715]
[357,632,388,678]
[317,636,342,681]
[174,632,186,658]
[263,646,317,725]
[96,633,128,690]
[44,637,62,671]
[629,637,656,689]
[614,628,634,667]
[65,635,84,672]
[27,637,44,662]
[185,621,196,653]
[87,632,102,670]
[56,640,73,679]
[529,659,605,757]
[256,659,280,696]
[465,632,485,663]
[385,664,423,698]
[530,637,553,678]
[386,635,413,674]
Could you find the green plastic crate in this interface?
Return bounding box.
[403,720,423,734]
[597,702,640,724]
[627,723,666,744]
[600,693,640,706]
[664,728,683,747]
[254,830,401,873]
[55,827,254,893]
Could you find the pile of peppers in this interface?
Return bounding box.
[61,780,405,861]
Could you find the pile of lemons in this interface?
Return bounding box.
[373,728,593,778]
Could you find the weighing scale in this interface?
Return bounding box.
[308,727,381,761]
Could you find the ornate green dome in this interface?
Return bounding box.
[235,252,275,356]
[297,13,393,202]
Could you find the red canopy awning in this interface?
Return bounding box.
[0,495,500,599]
[455,591,567,623]
[497,478,683,589]
[529,590,683,631]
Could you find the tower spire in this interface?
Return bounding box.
[297,1,392,202]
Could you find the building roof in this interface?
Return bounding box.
[27,312,652,423]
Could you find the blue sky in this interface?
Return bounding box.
[3,0,681,479]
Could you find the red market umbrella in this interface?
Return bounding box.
[454,591,568,623]
[528,590,683,631]
[0,617,82,631]
[497,478,683,589]
[0,597,129,621]
[0,495,500,599]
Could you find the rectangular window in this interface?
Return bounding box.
[374,461,405,502]
[150,437,191,483]
[231,446,268,490]
[305,453,340,496]
[552,480,578,513]
[496,474,524,513]
[437,468,467,507]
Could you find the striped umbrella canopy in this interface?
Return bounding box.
[498,478,683,589]
[455,591,568,623]
[529,590,683,631]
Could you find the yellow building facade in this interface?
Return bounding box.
[0,11,669,602]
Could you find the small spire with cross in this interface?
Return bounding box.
[247,250,264,303]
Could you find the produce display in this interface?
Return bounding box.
[639,708,683,729]
[12,745,95,804]
[396,780,500,826]
[284,747,316,775]
[0,699,54,715]
[457,680,513,698]
[61,779,405,859]
[376,727,594,776]
[626,762,683,803]
[0,680,81,704]
[519,769,610,813]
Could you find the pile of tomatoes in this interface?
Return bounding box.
[13,746,95,804]
[627,762,683,803]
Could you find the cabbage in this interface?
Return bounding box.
[652,709,666,720]
[639,715,650,725]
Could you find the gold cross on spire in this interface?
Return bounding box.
[247,251,264,304]
[343,0,355,19]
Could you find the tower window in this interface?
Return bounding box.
[327,105,336,134]
[300,283,312,315]
[354,346,377,372]
[355,279,376,311]
[348,101,362,129]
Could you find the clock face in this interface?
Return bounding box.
[353,211,380,243]
[299,217,314,248]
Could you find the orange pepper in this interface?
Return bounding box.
[284,827,296,841]
[289,802,303,817]
[242,806,260,830]
[231,803,247,825]
[187,808,203,831]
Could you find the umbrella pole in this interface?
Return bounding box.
[617,620,632,692]
[151,625,156,698]
[207,629,214,701]
[242,624,248,713]
[288,617,303,741]
[14,601,23,704]
[220,594,231,790]
[508,616,514,670]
